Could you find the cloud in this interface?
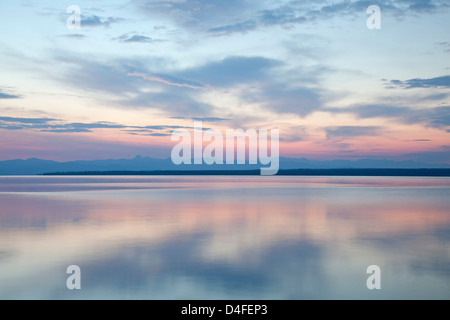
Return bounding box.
[326,126,383,139]
[338,104,407,119]
[143,132,171,137]
[233,63,331,117]
[327,104,450,130]
[67,122,126,129]
[177,56,281,87]
[100,56,282,117]
[426,106,450,127]
[165,56,327,118]
[60,34,86,39]
[436,41,450,53]
[53,53,218,117]
[122,90,216,116]
[406,0,439,12]
[0,89,21,99]
[0,118,127,133]
[0,116,56,123]
[208,20,258,35]
[143,125,191,130]
[129,72,207,89]
[41,128,91,133]
[205,0,450,36]
[81,15,123,28]
[54,55,148,95]
[0,93,19,99]
[242,83,322,117]
[419,93,449,101]
[387,75,450,89]
[171,117,230,122]
[0,125,24,130]
[0,117,188,135]
[258,4,307,26]
[279,126,308,142]
[126,124,212,136]
[115,34,159,43]
[53,52,326,119]
[133,0,255,27]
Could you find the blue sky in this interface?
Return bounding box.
[0,0,449,162]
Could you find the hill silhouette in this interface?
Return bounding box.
[0,155,449,175]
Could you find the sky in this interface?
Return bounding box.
[0,0,449,162]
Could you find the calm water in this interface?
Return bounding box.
[0,176,449,299]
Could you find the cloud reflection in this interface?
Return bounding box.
[0,177,449,299]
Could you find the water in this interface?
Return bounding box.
[0,176,449,299]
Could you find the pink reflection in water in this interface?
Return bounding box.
[0,176,449,299]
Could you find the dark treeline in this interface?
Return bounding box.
[42,168,450,176]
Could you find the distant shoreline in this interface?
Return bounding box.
[40,168,450,177]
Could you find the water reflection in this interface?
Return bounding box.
[0,176,449,299]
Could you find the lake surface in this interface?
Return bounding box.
[0,176,449,299]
